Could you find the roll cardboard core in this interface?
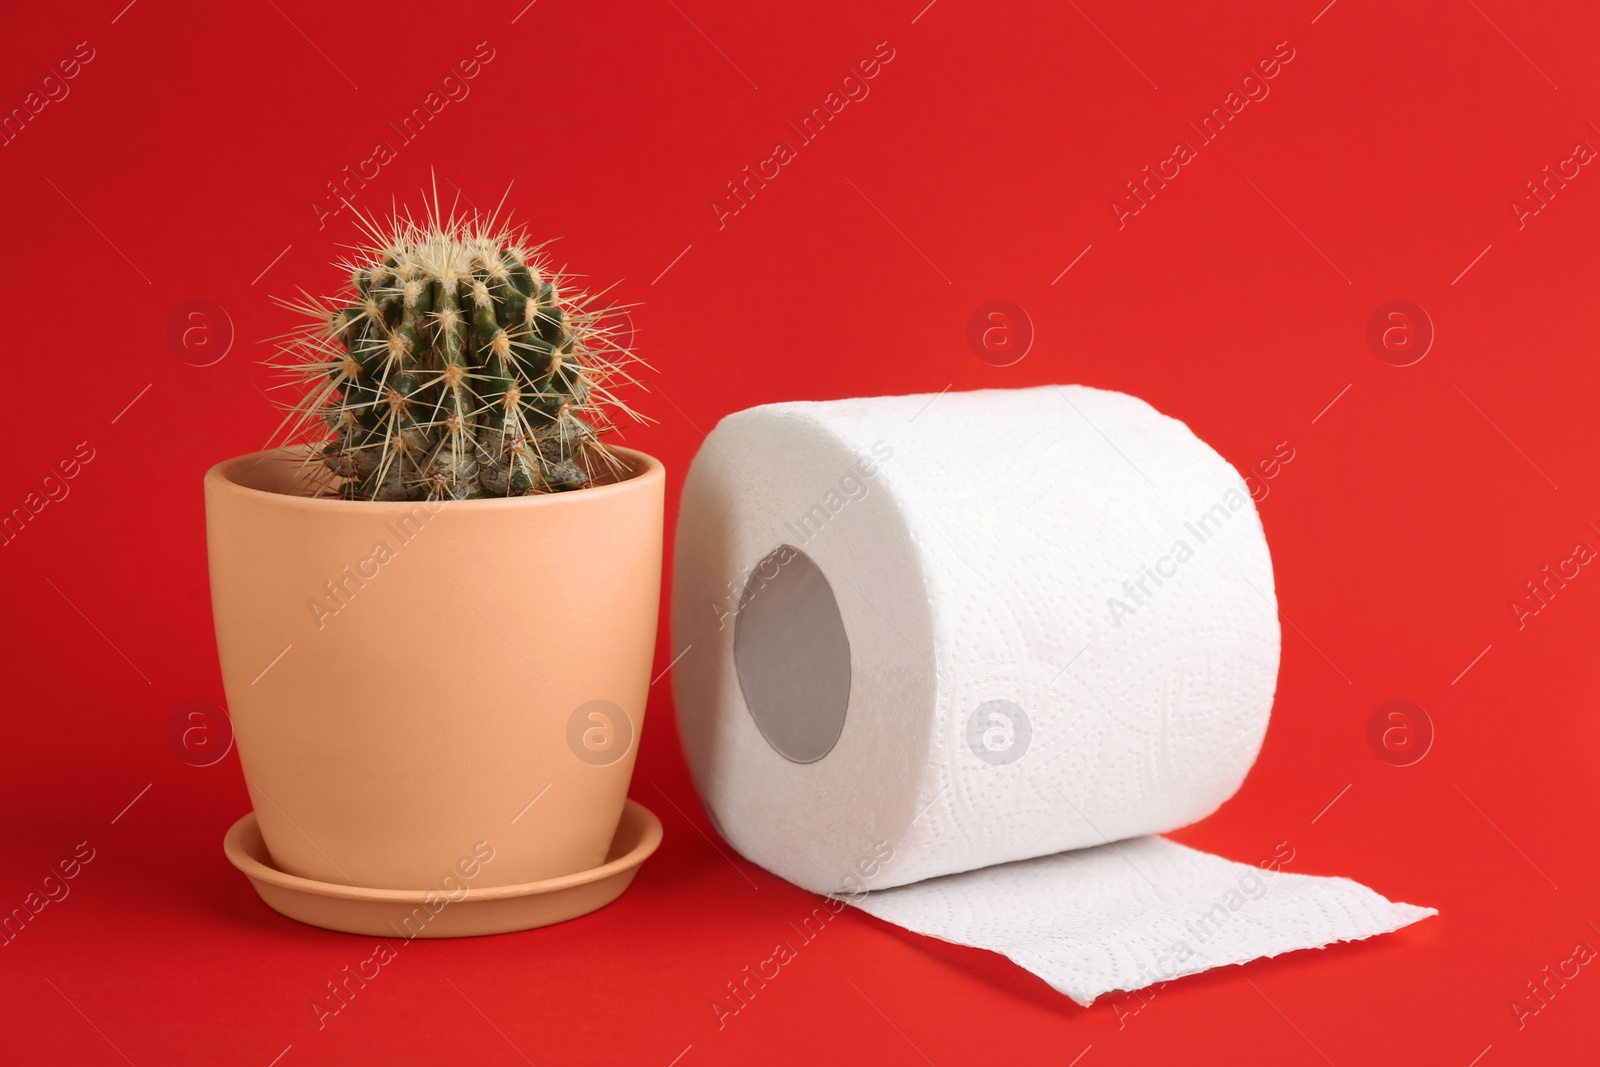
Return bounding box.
[733,546,851,763]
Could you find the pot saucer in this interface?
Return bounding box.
[223,799,662,937]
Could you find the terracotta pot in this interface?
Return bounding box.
[205,446,663,891]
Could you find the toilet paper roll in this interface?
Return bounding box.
[672,384,1433,1005]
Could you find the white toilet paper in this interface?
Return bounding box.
[672,384,1433,1006]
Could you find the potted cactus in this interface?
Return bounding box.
[206,200,663,931]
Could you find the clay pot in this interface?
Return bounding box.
[205,447,663,891]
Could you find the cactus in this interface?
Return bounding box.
[272,201,642,501]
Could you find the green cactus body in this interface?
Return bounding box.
[276,211,641,501]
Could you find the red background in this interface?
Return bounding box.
[2,0,1597,1063]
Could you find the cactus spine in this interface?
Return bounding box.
[274,204,641,501]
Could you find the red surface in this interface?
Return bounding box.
[2,1,1597,1063]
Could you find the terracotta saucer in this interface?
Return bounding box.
[223,799,662,937]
